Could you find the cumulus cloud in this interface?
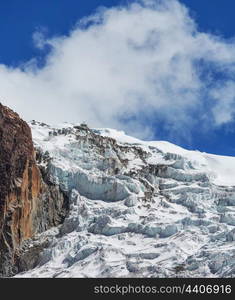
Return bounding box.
[1,0,235,140]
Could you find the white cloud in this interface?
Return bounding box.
[1,0,235,140]
[211,81,235,125]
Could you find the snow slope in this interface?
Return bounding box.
[97,128,235,186]
[16,122,235,278]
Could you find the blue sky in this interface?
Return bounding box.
[2,1,235,66]
[0,0,123,65]
[1,0,235,156]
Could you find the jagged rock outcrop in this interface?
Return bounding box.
[0,104,68,277]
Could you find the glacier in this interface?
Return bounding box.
[16,121,235,278]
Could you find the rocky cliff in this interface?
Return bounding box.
[0,104,68,277]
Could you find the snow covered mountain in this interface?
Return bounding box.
[16,121,235,278]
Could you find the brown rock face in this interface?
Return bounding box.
[0,104,68,276]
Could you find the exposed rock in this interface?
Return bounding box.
[0,104,68,277]
[16,238,51,273]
